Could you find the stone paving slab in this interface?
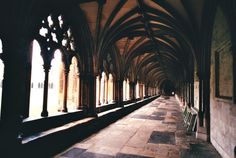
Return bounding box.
[54,96,221,158]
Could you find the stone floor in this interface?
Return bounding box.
[54,96,221,158]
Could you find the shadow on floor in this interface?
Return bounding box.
[181,141,222,158]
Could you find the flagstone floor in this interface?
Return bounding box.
[54,96,221,158]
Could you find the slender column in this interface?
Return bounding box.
[110,76,114,102]
[136,82,139,98]
[105,74,108,104]
[127,80,130,100]
[100,73,105,104]
[77,73,81,109]
[62,69,69,112]
[143,84,145,98]
[96,75,101,106]
[108,75,113,103]
[123,80,126,101]
[41,64,51,117]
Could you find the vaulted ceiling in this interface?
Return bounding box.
[0,0,206,88]
[78,0,204,87]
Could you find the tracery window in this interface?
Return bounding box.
[29,13,78,118]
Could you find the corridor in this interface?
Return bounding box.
[55,97,221,158]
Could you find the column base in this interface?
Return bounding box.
[196,127,210,141]
[41,111,48,117]
[62,108,68,112]
[87,112,98,118]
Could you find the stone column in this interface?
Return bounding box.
[96,75,101,106]
[87,73,97,116]
[127,80,130,100]
[41,64,51,117]
[105,74,108,104]
[100,73,105,104]
[62,69,69,112]
[123,80,126,101]
[110,76,114,102]
[0,37,29,157]
[143,84,145,98]
[76,73,80,109]
[136,82,139,98]
[115,79,123,107]
[129,81,135,101]
[196,73,210,141]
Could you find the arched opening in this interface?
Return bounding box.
[108,73,113,103]
[123,79,127,101]
[67,56,79,111]
[136,81,140,99]
[161,80,175,96]
[0,39,4,120]
[126,79,130,100]
[100,72,106,105]
[96,75,101,106]
[47,49,63,114]
[143,84,146,98]
[29,40,45,118]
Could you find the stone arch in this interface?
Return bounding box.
[29,40,45,118]
[48,49,64,114]
[67,56,79,111]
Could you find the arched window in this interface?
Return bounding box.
[48,49,63,114]
[29,40,45,118]
[67,56,79,111]
[30,13,77,117]
[0,39,4,120]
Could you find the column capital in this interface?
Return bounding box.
[43,63,51,72]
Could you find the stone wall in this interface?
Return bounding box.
[210,7,236,158]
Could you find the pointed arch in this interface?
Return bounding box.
[67,56,79,111]
[47,49,64,114]
[29,40,45,118]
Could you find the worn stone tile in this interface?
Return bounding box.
[55,97,221,158]
[148,131,176,145]
[120,146,145,156]
[116,153,153,158]
[61,148,86,158]
[74,143,93,149]
[86,146,119,156]
[78,151,115,158]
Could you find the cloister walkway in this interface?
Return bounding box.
[55,96,221,158]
